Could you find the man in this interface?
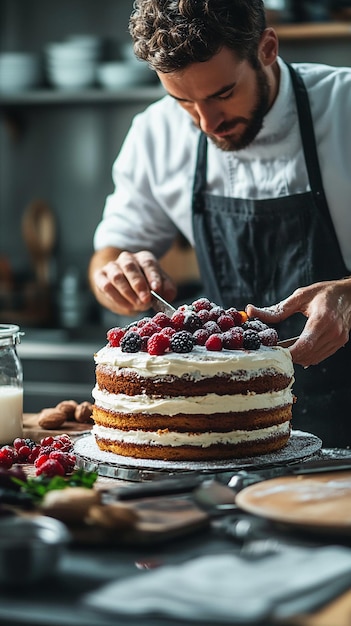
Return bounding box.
[89,0,351,446]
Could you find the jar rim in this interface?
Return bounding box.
[0,324,21,337]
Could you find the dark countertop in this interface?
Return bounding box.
[2,447,351,626]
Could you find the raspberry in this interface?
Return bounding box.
[208,306,225,321]
[36,459,65,477]
[217,314,235,331]
[16,445,32,463]
[171,310,186,330]
[56,434,72,444]
[40,436,55,447]
[27,445,41,464]
[243,319,268,332]
[51,437,73,452]
[193,328,210,346]
[136,316,153,327]
[226,308,244,326]
[120,331,143,353]
[243,329,261,350]
[259,328,278,346]
[13,437,26,451]
[138,321,161,337]
[203,320,221,335]
[197,309,211,324]
[222,327,244,349]
[147,332,171,355]
[191,297,212,312]
[34,453,50,468]
[182,312,203,333]
[160,326,176,338]
[0,446,16,469]
[170,331,195,353]
[153,312,173,329]
[107,327,125,347]
[49,451,76,473]
[205,334,223,351]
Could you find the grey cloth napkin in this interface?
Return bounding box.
[83,545,351,624]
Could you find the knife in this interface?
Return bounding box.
[150,290,176,316]
[105,478,239,518]
[110,457,351,502]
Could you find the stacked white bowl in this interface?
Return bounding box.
[97,41,157,90]
[44,35,102,90]
[0,52,41,92]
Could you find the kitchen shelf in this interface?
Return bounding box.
[275,20,351,40]
[0,86,165,107]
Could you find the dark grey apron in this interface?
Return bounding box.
[192,64,351,448]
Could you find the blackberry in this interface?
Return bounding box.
[120,331,143,353]
[243,329,261,350]
[182,312,203,333]
[170,331,195,353]
[242,319,268,332]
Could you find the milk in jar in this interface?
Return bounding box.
[0,325,23,444]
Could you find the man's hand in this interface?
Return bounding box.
[89,247,177,315]
[246,279,351,367]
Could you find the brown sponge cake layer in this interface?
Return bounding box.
[94,432,290,461]
[92,405,292,433]
[96,365,292,397]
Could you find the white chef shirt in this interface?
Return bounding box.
[94,57,351,271]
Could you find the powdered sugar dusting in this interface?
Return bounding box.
[74,430,322,481]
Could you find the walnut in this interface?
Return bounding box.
[74,401,93,423]
[55,399,78,421]
[38,408,66,429]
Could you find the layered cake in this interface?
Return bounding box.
[92,298,295,461]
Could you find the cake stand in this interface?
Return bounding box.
[74,430,322,481]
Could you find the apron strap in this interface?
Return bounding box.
[192,131,207,214]
[286,64,341,247]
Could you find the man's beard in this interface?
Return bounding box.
[208,65,270,152]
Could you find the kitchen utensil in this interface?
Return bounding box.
[22,200,56,285]
[235,471,351,534]
[109,457,351,502]
[110,479,238,516]
[277,336,299,347]
[0,516,70,585]
[150,290,176,316]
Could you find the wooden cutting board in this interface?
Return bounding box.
[23,413,92,441]
[236,471,351,533]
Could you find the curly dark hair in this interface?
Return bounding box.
[129,0,267,73]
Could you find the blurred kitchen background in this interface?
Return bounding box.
[0,0,350,411]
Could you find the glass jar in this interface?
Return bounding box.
[0,324,24,445]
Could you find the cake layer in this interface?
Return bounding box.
[92,385,294,416]
[92,404,292,431]
[96,366,292,396]
[93,422,291,460]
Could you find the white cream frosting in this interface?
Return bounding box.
[93,421,290,447]
[92,384,294,415]
[94,344,294,380]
